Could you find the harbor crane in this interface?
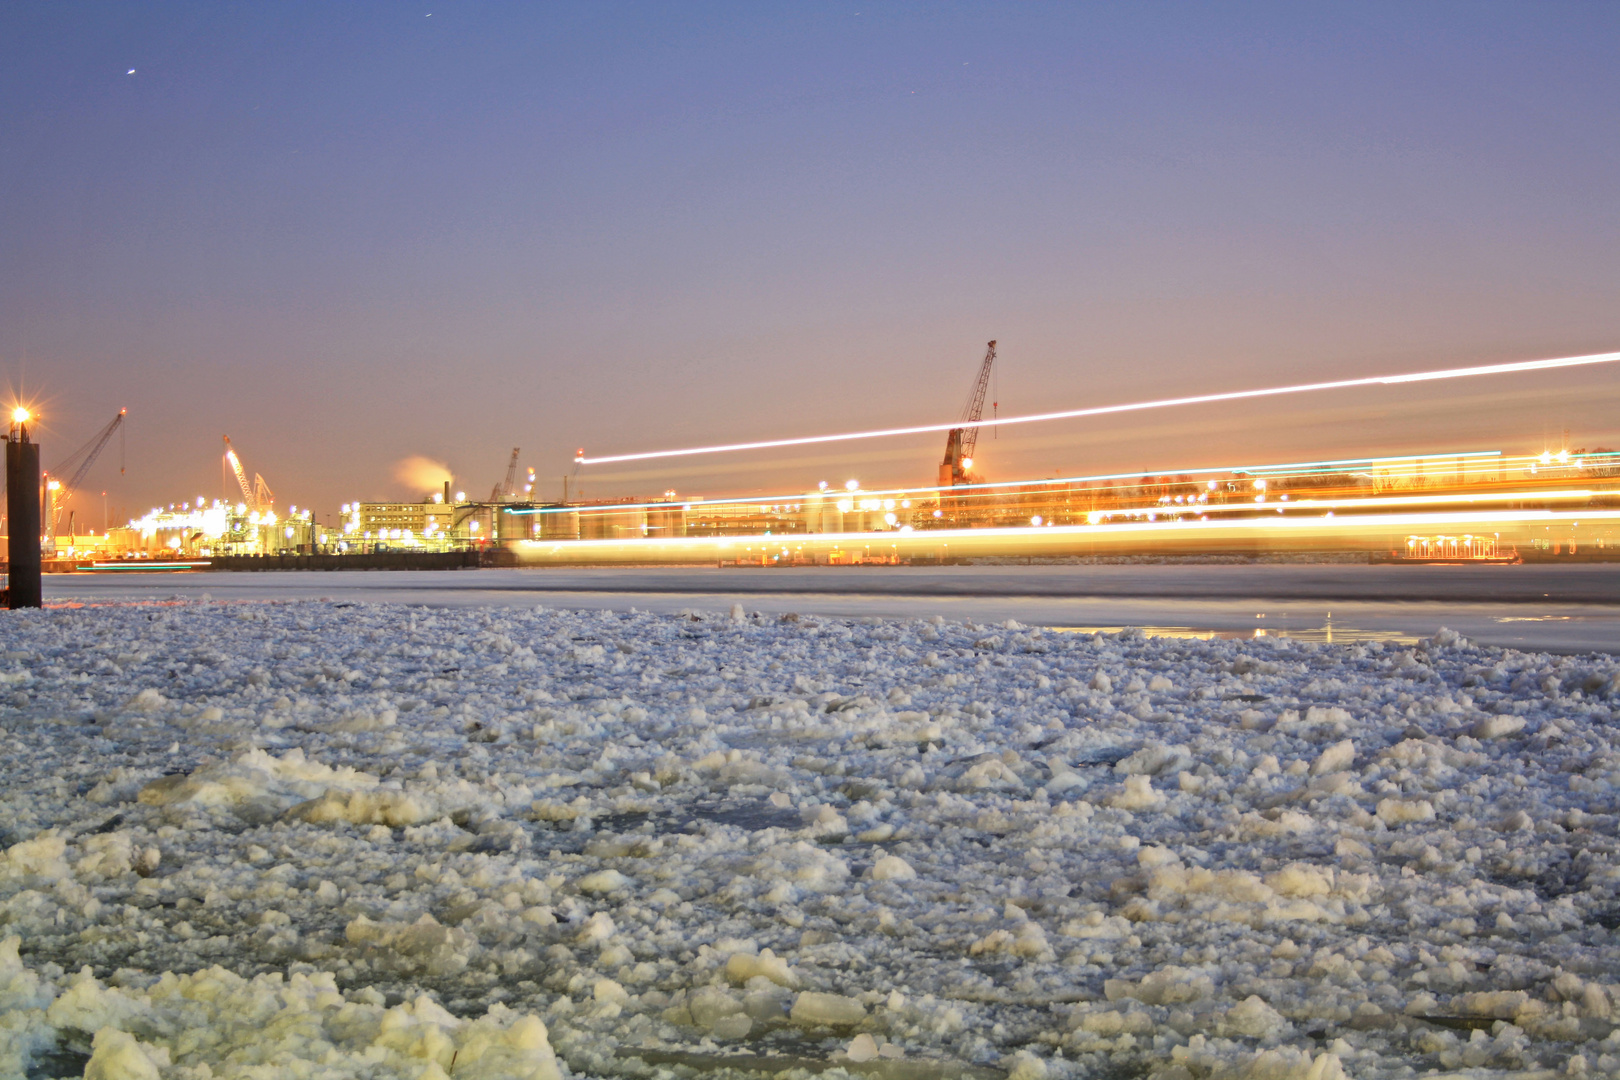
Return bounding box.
[222,436,274,512]
[939,340,997,487]
[46,408,126,528]
[489,447,521,502]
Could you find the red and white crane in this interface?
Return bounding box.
[939,340,996,487]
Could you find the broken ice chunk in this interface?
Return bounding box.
[577,869,632,894]
[1310,739,1355,777]
[1375,797,1435,825]
[1471,715,1526,740]
[868,854,917,881]
[1114,744,1190,776]
[791,991,867,1027]
[725,949,799,988]
[1046,757,1089,795]
[846,1033,880,1062]
[1106,774,1164,810]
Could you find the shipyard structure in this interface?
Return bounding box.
[16,442,1620,572]
[498,447,1620,565]
[8,339,1620,571]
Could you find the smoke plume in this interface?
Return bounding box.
[393,455,452,496]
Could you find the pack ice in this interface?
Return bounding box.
[0,602,1617,1080]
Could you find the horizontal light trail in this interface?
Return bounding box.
[577,350,1620,466]
[907,479,1616,525]
[1237,453,1506,475]
[511,449,1505,517]
[514,487,1619,541]
[515,507,1620,554]
[1103,487,1614,520]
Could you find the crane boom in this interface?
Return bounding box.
[957,340,996,462]
[222,435,273,512]
[939,341,996,487]
[253,473,274,510]
[490,447,520,502]
[47,409,127,523]
[223,436,254,505]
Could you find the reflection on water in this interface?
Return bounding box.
[1052,614,1419,646]
[46,568,1617,653]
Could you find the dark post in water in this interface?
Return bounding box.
[6,408,42,609]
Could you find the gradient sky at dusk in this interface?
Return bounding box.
[4,2,1618,521]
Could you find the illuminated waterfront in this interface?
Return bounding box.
[507,446,1620,565]
[26,444,1620,567]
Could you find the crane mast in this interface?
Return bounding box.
[223,436,274,513]
[490,448,521,502]
[46,409,126,527]
[223,436,253,505]
[253,473,275,511]
[939,340,997,487]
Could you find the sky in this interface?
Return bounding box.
[3,2,1618,522]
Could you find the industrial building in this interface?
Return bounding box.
[342,496,547,551]
[349,498,456,546]
[100,501,316,558]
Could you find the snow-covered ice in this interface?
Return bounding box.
[1,600,1618,1079]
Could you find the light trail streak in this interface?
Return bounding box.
[577,350,1620,466]
[512,450,1505,516]
[1100,487,1615,521]
[514,507,1620,554]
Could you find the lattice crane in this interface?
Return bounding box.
[46,409,126,527]
[939,340,996,487]
[223,436,275,512]
[489,448,520,502]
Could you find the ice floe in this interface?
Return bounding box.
[0,601,1617,1078]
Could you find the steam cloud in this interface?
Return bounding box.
[393,455,452,495]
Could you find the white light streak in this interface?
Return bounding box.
[577,350,1620,466]
[512,449,1507,517]
[514,507,1620,555]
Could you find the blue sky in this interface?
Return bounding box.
[3,2,1617,516]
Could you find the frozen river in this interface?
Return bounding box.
[7,574,1620,1078]
[46,562,1620,653]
